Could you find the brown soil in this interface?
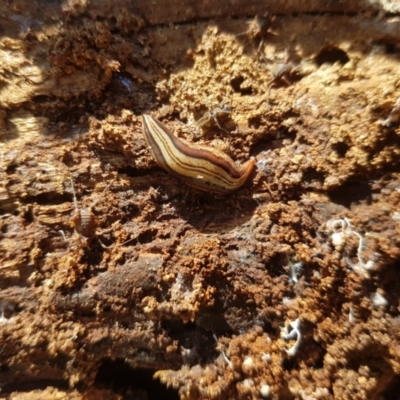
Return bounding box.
[1,1,400,399]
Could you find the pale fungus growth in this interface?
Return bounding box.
[371,291,388,308]
[0,312,13,324]
[331,231,344,247]
[281,318,302,357]
[243,378,254,388]
[241,378,255,393]
[213,334,233,368]
[288,260,303,285]
[256,156,270,172]
[327,217,376,276]
[242,356,256,373]
[221,351,233,368]
[282,296,293,305]
[260,383,271,398]
[181,347,195,365]
[381,96,400,127]
[348,307,355,324]
[261,352,272,363]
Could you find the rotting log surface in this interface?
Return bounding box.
[1,1,400,399]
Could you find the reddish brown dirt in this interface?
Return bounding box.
[1,1,400,399]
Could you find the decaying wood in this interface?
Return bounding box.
[1,0,400,399]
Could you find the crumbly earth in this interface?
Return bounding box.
[0,1,400,399]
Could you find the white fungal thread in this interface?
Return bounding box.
[281,318,301,357]
[212,334,233,368]
[327,218,376,275]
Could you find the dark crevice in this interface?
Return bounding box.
[328,179,372,208]
[136,228,158,244]
[345,344,393,385]
[118,166,157,177]
[302,167,325,189]
[382,374,400,400]
[23,192,71,206]
[161,319,219,364]
[315,45,350,66]
[250,128,297,154]
[332,141,349,157]
[22,206,34,223]
[95,358,179,400]
[373,38,400,55]
[230,76,253,95]
[6,164,17,174]
[81,240,105,269]
[281,356,296,371]
[263,253,289,279]
[33,95,53,103]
